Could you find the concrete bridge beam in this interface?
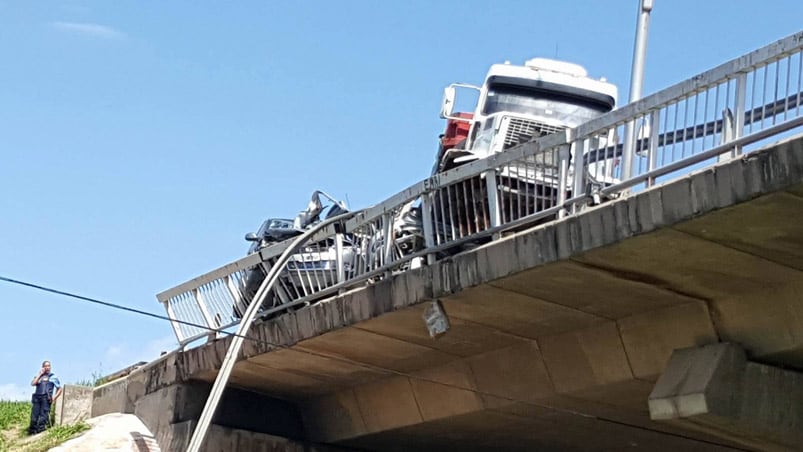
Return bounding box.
[649,342,803,450]
[302,301,732,448]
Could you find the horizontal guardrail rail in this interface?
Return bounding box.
[159,31,803,348]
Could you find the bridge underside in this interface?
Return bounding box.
[179,136,803,450]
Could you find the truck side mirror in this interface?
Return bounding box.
[440,86,456,119]
[244,233,260,242]
[440,83,480,121]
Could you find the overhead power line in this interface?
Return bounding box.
[0,274,243,341]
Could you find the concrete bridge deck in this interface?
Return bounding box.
[116,134,803,451]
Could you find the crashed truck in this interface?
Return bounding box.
[236,57,618,319]
[234,191,423,319]
[433,57,618,236]
[235,191,349,319]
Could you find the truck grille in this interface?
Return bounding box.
[503,118,564,149]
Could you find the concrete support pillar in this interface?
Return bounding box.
[54,384,93,426]
[649,343,803,449]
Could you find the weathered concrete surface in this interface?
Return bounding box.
[91,350,334,451]
[141,135,803,450]
[161,421,350,452]
[649,343,803,450]
[54,384,93,426]
[133,380,305,448]
[91,375,136,417]
[91,355,155,418]
[300,325,746,450]
[50,413,160,452]
[337,409,743,452]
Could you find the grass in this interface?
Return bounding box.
[0,400,90,452]
[0,400,30,431]
[16,422,91,452]
[0,400,30,451]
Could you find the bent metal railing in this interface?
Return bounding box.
[158,30,803,349]
[186,214,355,452]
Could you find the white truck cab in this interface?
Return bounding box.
[439,58,618,179]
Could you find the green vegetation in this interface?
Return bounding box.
[0,400,30,431]
[73,366,108,388]
[0,400,30,451]
[0,400,90,452]
[17,422,91,452]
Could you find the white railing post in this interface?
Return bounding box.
[719,108,734,162]
[484,170,501,230]
[557,144,571,219]
[572,138,589,213]
[420,193,437,265]
[382,212,394,266]
[193,289,219,340]
[732,73,748,156]
[646,111,661,187]
[224,274,246,320]
[621,120,636,182]
[335,233,345,283]
[163,300,185,345]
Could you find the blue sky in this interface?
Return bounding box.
[1,1,801,400]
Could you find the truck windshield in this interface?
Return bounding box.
[482,84,611,127]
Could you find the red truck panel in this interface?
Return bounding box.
[440,112,474,151]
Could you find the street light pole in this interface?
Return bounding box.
[629,0,653,104]
[621,0,654,180]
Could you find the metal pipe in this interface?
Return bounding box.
[622,0,654,180]
[186,211,358,452]
[630,0,653,105]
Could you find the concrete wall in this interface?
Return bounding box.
[129,382,350,451]
[91,351,177,418]
[162,421,351,452]
[54,384,93,426]
[91,376,132,417]
[90,349,323,451]
[133,380,305,443]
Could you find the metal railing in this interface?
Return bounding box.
[158,30,803,348]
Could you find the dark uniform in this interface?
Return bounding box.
[28,372,60,434]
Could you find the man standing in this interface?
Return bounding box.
[28,360,62,435]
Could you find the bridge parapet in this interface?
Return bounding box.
[169,135,803,383]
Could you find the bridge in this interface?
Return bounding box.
[93,32,803,451]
